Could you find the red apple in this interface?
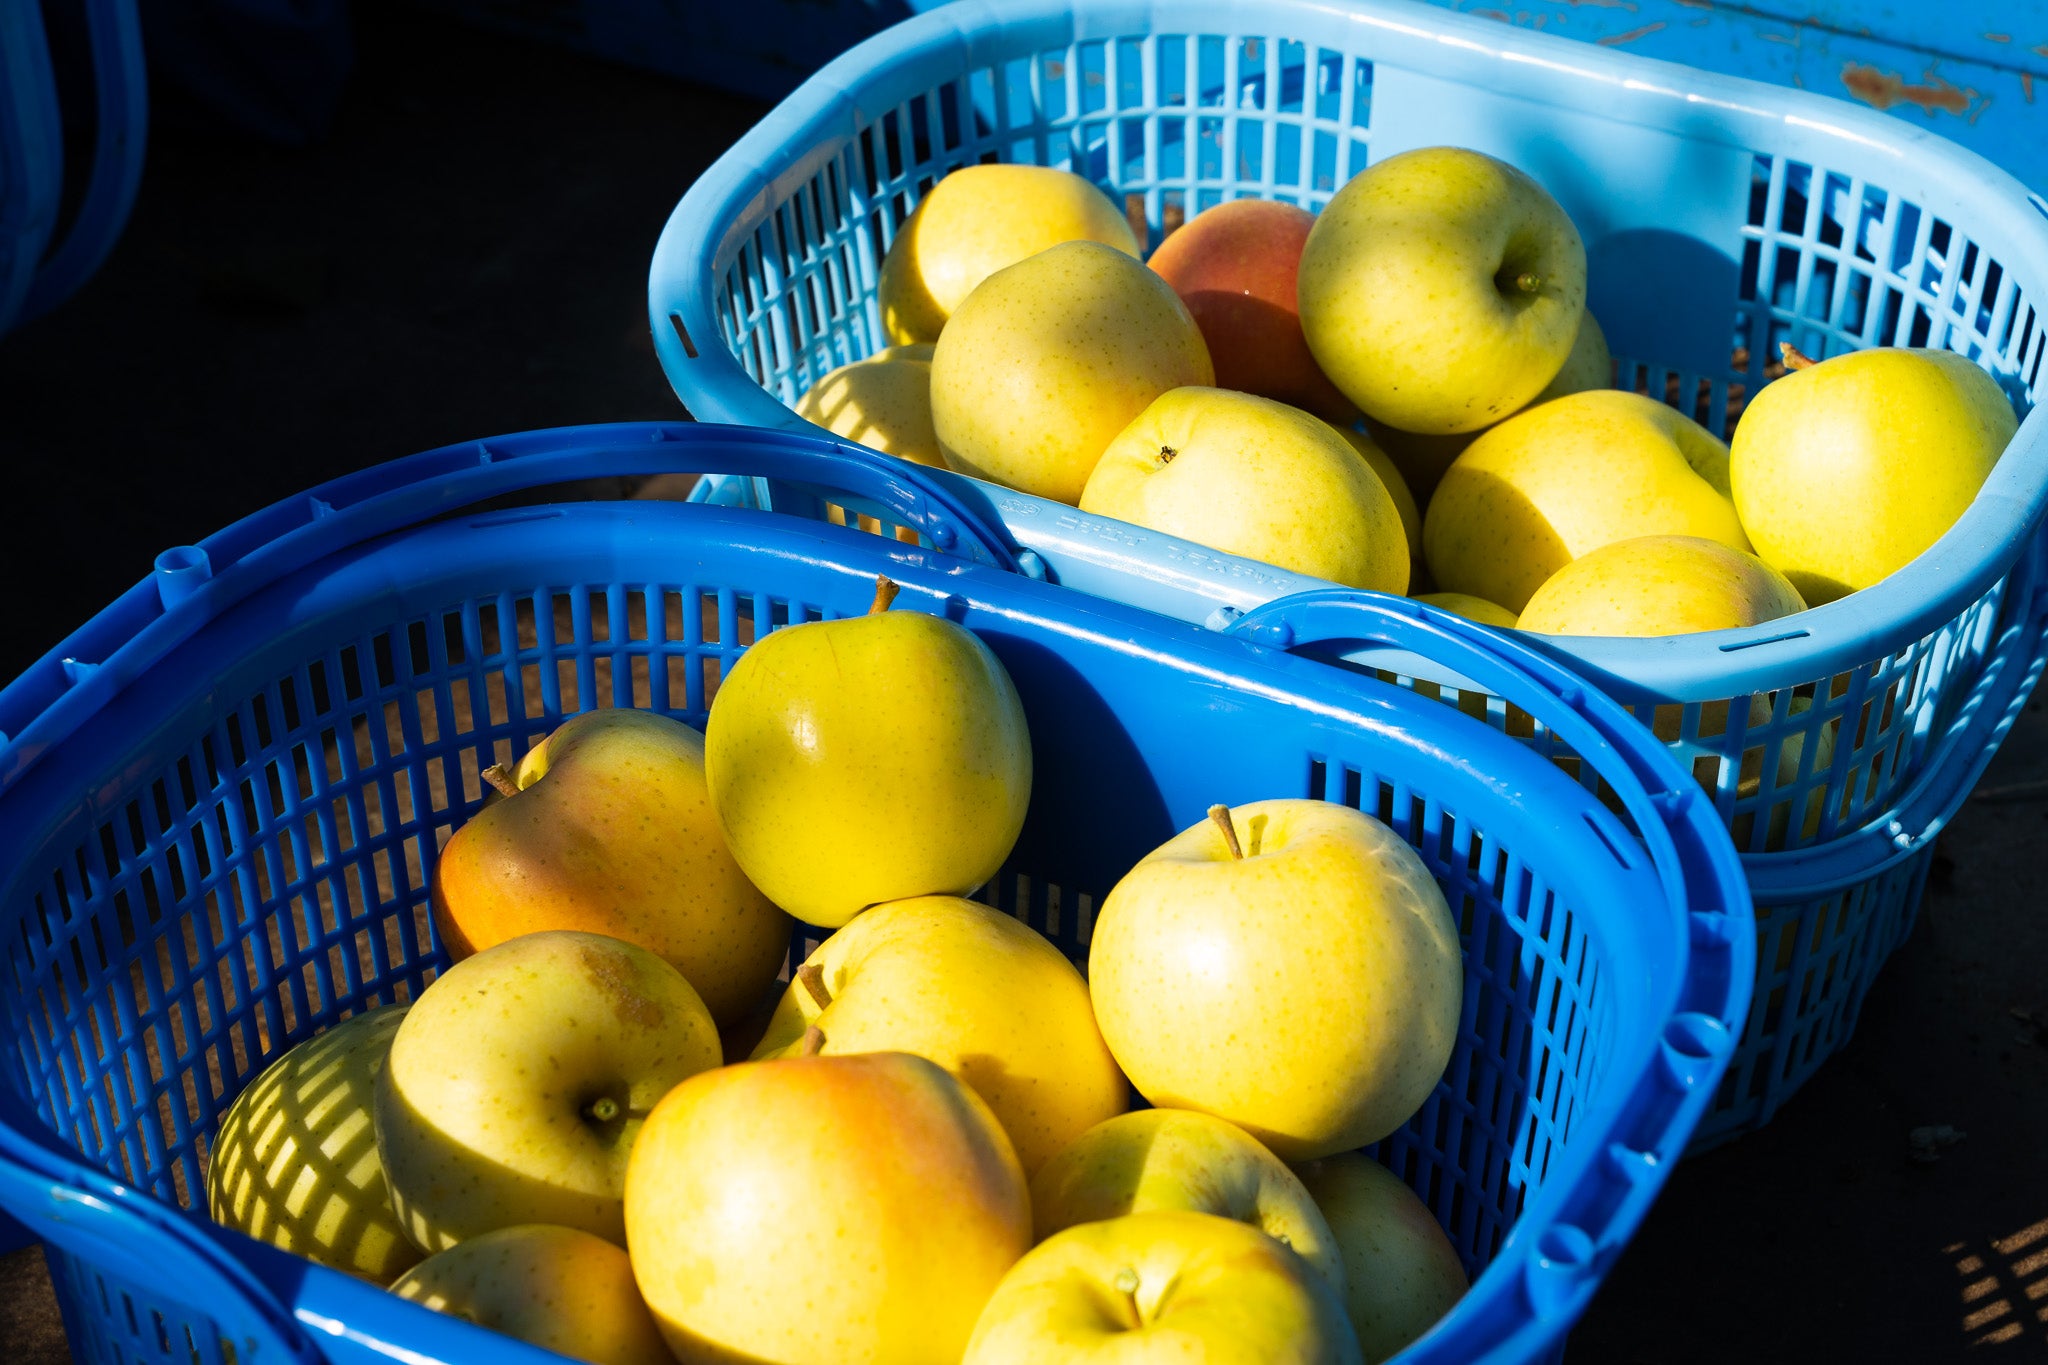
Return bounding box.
[1148,200,1358,425]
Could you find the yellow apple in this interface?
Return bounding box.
[430,708,787,1027]
[1335,426,1424,590]
[795,354,943,467]
[208,1004,418,1282]
[1365,309,1611,504]
[626,1049,1032,1365]
[389,1223,672,1365]
[1415,592,1518,629]
[1079,388,1407,592]
[930,240,1213,504]
[1089,801,1461,1161]
[1517,535,1804,637]
[1424,389,1749,613]
[1730,346,2017,604]
[875,343,935,362]
[877,164,1141,344]
[1030,1108,1344,1294]
[1293,1152,1467,1364]
[1299,146,1586,435]
[751,895,1124,1174]
[705,576,1032,928]
[374,930,721,1251]
[962,1210,1362,1365]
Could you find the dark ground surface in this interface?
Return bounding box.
[1,4,2045,1361]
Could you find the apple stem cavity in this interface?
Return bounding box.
[869,576,901,615]
[797,962,833,1009]
[1779,342,1818,371]
[1208,804,1245,860]
[800,1024,827,1057]
[1248,813,1270,858]
[480,764,520,799]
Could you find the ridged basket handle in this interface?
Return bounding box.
[20,0,147,323]
[0,0,63,335]
[1743,550,2048,901]
[0,1114,321,1365]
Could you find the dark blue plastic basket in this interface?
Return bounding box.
[0,424,1748,1364]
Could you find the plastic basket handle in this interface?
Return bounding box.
[1744,559,2048,901]
[0,422,1024,800]
[1226,590,1703,905]
[20,0,147,323]
[0,0,63,335]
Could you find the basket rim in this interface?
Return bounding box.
[0,427,1752,1365]
[647,0,2048,702]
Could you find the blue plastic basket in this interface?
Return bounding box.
[0,423,1747,1364]
[646,0,2048,1142]
[0,0,147,337]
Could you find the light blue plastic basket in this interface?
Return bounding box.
[0,424,1746,1364]
[0,0,147,337]
[646,0,2048,1143]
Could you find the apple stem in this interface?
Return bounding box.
[480,764,520,799]
[869,575,900,615]
[800,1024,827,1057]
[1208,804,1244,860]
[1779,342,1818,371]
[1112,1267,1144,1329]
[584,1096,621,1123]
[797,962,833,1009]
[1514,271,1542,294]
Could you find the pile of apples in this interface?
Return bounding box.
[206,577,1471,1365]
[799,148,2018,639]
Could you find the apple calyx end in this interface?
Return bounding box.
[1779,342,1818,371]
[1208,804,1245,860]
[480,764,520,799]
[797,962,832,1009]
[869,576,901,615]
[1157,445,1179,466]
[800,1024,827,1057]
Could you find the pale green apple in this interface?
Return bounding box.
[878,164,1141,344]
[1088,801,1461,1161]
[208,1004,418,1282]
[1030,1108,1344,1294]
[1299,146,1586,435]
[1293,1152,1468,1364]
[374,930,721,1251]
[1415,592,1518,629]
[389,1224,673,1365]
[796,354,943,467]
[1730,346,2016,604]
[627,1050,1031,1365]
[1424,389,1748,613]
[430,707,788,1027]
[752,894,1126,1174]
[704,577,1031,928]
[1517,534,1804,637]
[962,1210,1361,1365]
[1079,387,1407,592]
[931,240,1213,503]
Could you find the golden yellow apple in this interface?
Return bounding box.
[877,164,1141,344]
[374,930,721,1251]
[1030,1108,1344,1293]
[1293,1152,1468,1364]
[1424,389,1749,613]
[1517,535,1804,637]
[1299,146,1586,435]
[704,577,1031,928]
[1415,592,1518,629]
[1088,801,1461,1161]
[1079,387,1407,592]
[962,1210,1361,1365]
[1335,426,1424,590]
[931,240,1213,504]
[430,708,787,1027]
[795,354,942,467]
[208,1004,418,1282]
[389,1223,672,1365]
[1730,346,2016,604]
[751,894,1125,1174]
[626,1049,1032,1365]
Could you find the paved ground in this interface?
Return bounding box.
[0,5,2043,1361]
